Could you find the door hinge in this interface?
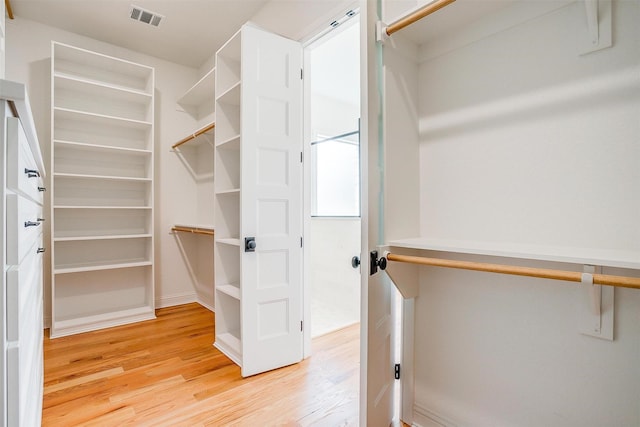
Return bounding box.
[300,237,303,248]
[300,151,303,163]
[300,320,304,331]
[300,68,303,79]
[394,363,401,380]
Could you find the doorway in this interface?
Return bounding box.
[304,13,361,339]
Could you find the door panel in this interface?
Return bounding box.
[241,25,303,377]
[367,275,394,423]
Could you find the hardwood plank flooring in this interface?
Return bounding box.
[42,303,362,426]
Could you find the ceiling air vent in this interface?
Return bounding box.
[130,5,163,27]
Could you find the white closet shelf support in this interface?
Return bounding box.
[579,0,612,54]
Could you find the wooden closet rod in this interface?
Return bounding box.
[172,122,215,150]
[385,252,640,290]
[5,0,14,19]
[171,226,214,236]
[385,0,456,36]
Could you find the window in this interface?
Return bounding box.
[311,129,360,216]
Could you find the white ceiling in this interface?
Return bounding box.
[10,0,272,68]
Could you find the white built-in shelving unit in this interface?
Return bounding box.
[213,24,304,378]
[213,27,242,365]
[50,42,155,338]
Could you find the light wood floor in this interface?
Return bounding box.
[42,303,361,426]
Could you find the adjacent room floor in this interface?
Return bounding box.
[42,303,360,426]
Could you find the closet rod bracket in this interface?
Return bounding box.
[579,264,613,341]
[584,0,599,45]
[375,21,389,43]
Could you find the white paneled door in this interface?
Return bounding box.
[363,2,395,424]
[240,25,303,377]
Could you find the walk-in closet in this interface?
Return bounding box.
[1,0,639,425]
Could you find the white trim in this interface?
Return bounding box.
[302,35,313,359]
[413,402,457,427]
[297,1,360,45]
[155,291,197,309]
[196,298,215,313]
[360,0,375,424]
[301,3,361,360]
[401,298,415,425]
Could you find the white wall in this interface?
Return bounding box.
[5,17,208,319]
[383,1,640,425]
[417,2,640,252]
[310,217,360,336]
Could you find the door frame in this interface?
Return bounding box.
[301,4,361,358]
[298,3,401,426]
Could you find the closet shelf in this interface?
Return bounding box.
[54,139,152,155]
[216,135,240,150]
[53,42,153,94]
[178,67,216,108]
[53,172,152,182]
[216,82,241,106]
[217,284,241,300]
[171,225,214,236]
[54,259,153,274]
[53,205,152,210]
[216,332,241,356]
[54,73,152,101]
[216,238,241,247]
[54,107,152,130]
[216,188,240,195]
[172,122,215,149]
[387,237,640,270]
[54,233,152,242]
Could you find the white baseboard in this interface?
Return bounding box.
[413,402,457,427]
[197,298,215,312]
[44,295,212,333]
[156,291,197,308]
[157,293,215,313]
